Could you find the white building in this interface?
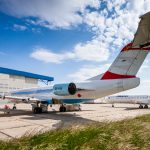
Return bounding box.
[0,67,53,94]
[0,74,38,93]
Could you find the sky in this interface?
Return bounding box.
[0,0,150,95]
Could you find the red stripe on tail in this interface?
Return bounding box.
[121,43,150,52]
[101,71,135,80]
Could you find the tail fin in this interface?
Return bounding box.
[101,11,150,80]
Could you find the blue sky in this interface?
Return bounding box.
[0,12,94,81]
[0,0,150,94]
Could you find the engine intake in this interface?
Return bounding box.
[53,82,77,96]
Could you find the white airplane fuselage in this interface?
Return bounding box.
[11,77,140,104]
[61,78,140,100]
[106,95,150,105]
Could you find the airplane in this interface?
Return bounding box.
[4,11,150,113]
[105,95,150,109]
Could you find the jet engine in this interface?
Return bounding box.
[53,82,77,96]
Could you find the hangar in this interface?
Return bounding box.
[0,67,54,94]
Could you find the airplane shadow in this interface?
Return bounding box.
[0,108,97,129]
[22,111,97,129]
[0,109,33,117]
[0,109,94,117]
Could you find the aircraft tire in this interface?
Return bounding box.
[39,107,42,113]
[144,105,148,109]
[13,106,16,110]
[59,106,63,112]
[63,106,66,112]
[33,107,38,114]
[33,107,42,114]
[59,106,66,112]
[139,105,143,109]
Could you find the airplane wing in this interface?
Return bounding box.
[6,86,54,103]
[3,95,39,103]
[132,11,150,48]
[6,83,94,105]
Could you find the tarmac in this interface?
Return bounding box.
[0,102,150,140]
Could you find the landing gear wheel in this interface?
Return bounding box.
[33,107,38,114]
[59,106,63,112]
[13,106,16,110]
[63,106,66,112]
[33,107,42,114]
[59,105,66,112]
[144,105,148,109]
[13,107,16,110]
[139,105,143,109]
[39,107,42,113]
[112,104,114,107]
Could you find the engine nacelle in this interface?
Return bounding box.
[53,82,77,96]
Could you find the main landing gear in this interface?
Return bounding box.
[59,104,66,112]
[139,104,148,109]
[31,102,48,114]
[33,107,42,114]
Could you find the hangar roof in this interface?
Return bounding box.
[0,67,54,81]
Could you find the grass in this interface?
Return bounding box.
[0,114,150,150]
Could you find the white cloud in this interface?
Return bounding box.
[84,11,105,33]
[13,24,27,31]
[31,39,110,63]
[30,48,75,64]
[142,79,150,85]
[68,64,110,81]
[0,0,100,29]
[73,39,109,62]
[66,0,150,82]
[1,0,150,83]
[139,64,150,73]
[1,0,149,53]
[29,0,150,86]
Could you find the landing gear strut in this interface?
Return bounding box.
[12,104,16,110]
[59,105,66,112]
